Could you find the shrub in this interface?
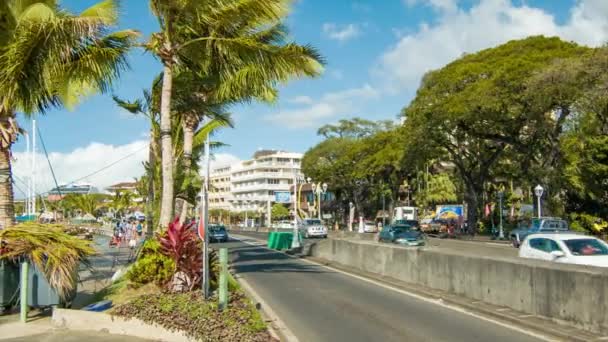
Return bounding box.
[126,240,175,287]
[159,218,202,292]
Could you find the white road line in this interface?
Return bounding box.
[231,234,558,342]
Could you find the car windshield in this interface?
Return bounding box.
[392,225,412,234]
[564,239,608,256]
[304,219,322,225]
[210,226,226,232]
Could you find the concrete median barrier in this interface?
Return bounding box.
[309,238,608,334]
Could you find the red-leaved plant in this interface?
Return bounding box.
[159,218,202,292]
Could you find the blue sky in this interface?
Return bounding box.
[11,0,608,194]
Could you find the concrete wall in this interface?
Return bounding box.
[309,238,608,334]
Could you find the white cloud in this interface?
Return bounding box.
[264,84,380,129]
[13,140,148,197]
[289,95,314,105]
[376,0,608,93]
[405,0,458,12]
[322,23,361,42]
[210,153,241,169]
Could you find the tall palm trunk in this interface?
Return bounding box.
[0,147,15,229]
[178,112,199,224]
[0,110,18,229]
[158,62,175,228]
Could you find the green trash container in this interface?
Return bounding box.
[0,260,20,312]
[267,232,278,249]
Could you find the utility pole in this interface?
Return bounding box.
[202,124,210,299]
[32,118,36,216]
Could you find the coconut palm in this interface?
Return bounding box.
[0,0,137,228]
[147,0,324,228]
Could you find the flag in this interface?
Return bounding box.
[198,217,205,240]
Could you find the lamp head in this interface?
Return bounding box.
[534,184,544,197]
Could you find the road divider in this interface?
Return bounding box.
[309,238,608,335]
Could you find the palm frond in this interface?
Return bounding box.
[0,223,95,300]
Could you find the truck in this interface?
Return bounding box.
[393,206,418,221]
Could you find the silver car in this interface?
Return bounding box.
[298,219,328,238]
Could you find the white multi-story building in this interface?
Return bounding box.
[209,166,233,211]
[207,150,303,212]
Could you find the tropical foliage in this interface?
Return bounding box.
[304,36,608,235]
[158,218,202,292]
[0,222,95,299]
[0,0,137,227]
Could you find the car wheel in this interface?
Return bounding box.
[511,237,520,248]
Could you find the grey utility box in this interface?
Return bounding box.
[0,260,19,310]
[28,265,77,308]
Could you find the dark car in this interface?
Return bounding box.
[209,225,229,243]
[379,224,426,246]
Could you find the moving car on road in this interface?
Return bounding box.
[509,217,569,248]
[363,220,378,233]
[378,224,425,246]
[299,219,328,239]
[209,224,229,243]
[519,233,608,267]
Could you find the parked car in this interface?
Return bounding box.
[298,219,328,238]
[519,233,608,267]
[209,225,229,243]
[363,220,378,233]
[510,217,569,248]
[378,224,425,246]
[274,220,294,229]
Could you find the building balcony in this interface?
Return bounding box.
[231,170,301,182]
[229,194,274,203]
[231,183,291,193]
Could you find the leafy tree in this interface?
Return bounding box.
[416,173,458,209]
[403,36,590,232]
[271,203,289,220]
[0,0,136,228]
[317,118,394,138]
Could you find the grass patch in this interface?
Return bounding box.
[92,278,161,307]
[112,288,275,342]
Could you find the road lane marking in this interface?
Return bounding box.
[231,234,557,342]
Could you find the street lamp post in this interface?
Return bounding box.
[291,174,304,249]
[320,183,328,220]
[534,185,544,218]
[311,182,317,218]
[244,200,249,228]
[497,191,504,239]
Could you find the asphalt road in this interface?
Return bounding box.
[230,230,519,259]
[223,235,544,342]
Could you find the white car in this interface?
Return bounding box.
[519,233,608,267]
[363,221,378,233]
[298,219,328,238]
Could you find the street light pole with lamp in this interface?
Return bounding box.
[291,174,305,249]
[497,190,504,240]
[319,182,328,220]
[534,185,544,218]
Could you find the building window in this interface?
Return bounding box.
[268,179,279,184]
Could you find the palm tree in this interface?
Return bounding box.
[0,0,137,228]
[147,0,324,228]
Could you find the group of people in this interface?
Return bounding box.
[110,219,144,249]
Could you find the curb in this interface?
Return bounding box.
[52,308,192,341]
[234,272,299,342]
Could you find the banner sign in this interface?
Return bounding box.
[275,191,291,204]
